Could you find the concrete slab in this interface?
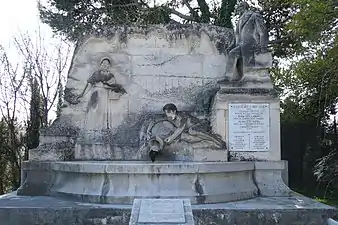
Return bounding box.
[0,192,336,225]
[328,218,338,225]
[129,199,194,225]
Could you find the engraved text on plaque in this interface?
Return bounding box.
[228,103,270,151]
[138,199,186,223]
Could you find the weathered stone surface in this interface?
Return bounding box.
[211,89,281,161]
[32,24,234,161]
[328,218,338,225]
[254,161,292,197]
[142,103,227,162]
[16,164,53,196]
[129,199,194,225]
[224,2,272,86]
[0,192,336,225]
[28,117,78,161]
[192,195,337,225]
[17,160,293,204]
[18,161,258,204]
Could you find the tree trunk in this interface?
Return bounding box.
[196,0,211,23]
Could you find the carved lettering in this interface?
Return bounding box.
[229,103,270,151]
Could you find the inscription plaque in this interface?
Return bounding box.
[228,103,270,151]
[138,199,186,223]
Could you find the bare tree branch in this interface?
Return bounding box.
[168,7,198,21]
[13,29,71,127]
[182,0,195,15]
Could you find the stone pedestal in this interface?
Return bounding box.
[241,52,273,86]
[211,83,280,161]
[254,161,291,197]
[28,118,78,161]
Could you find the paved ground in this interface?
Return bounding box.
[0,191,335,210]
[0,192,336,225]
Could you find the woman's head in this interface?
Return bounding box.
[100,58,111,70]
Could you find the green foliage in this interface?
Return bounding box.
[256,0,300,57]
[0,119,11,194]
[314,142,338,197]
[141,6,171,24]
[0,117,24,192]
[273,0,338,198]
[39,0,236,41]
[39,0,302,59]
[39,0,145,40]
[214,0,237,28]
[287,0,337,48]
[56,83,63,119]
[272,0,338,121]
[278,38,338,124]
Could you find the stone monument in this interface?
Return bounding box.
[0,8,336,225]
[222,1,272,85]
[212,1,279,162]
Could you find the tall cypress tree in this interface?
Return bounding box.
[26,78,41,154]
[56,83,63,119]
[215,0,237,28]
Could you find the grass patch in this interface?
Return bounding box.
[291,187,338,207]
[314,197,338,207]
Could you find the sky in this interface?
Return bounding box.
[0,0,181,48]
[0,0,67,122]
[0,0,50,48]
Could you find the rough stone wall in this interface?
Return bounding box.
[44,24,234,160]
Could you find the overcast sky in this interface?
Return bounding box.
[0,0,226,48]
[0,0,64,121]
[0,0,234,49]
[1,0,41,46]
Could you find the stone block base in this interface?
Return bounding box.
[211,86,281,161]
[17,160,291,204]
[17,161,260,204]
[0,193,336,225]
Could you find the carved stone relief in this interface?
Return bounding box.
[142,103,227,162]
[65,57,126,105]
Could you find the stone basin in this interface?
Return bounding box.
[18,160,290,205]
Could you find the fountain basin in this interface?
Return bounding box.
[18,160,290,204]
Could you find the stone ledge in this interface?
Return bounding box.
[50,190,258,205]
[0,193,336,225]
[22,161,255,174]
[19,161,259,204]
[217,87,279,97]
[254,161,292,197]
[255,161,286,170]
[18,160,292,204]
